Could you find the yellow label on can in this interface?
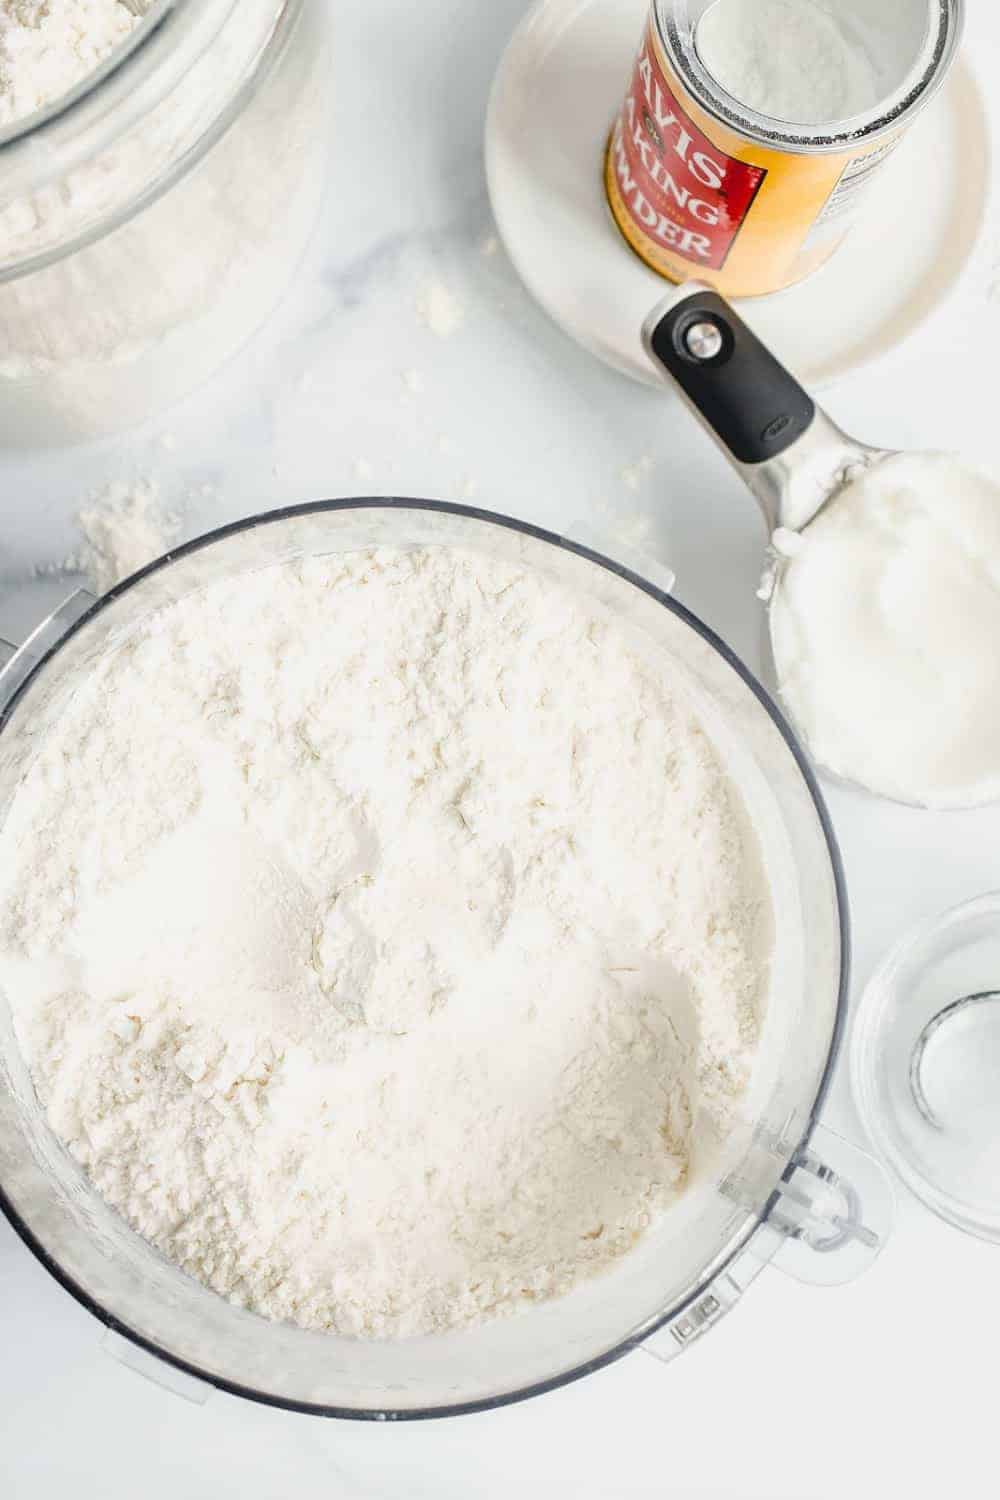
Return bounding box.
[606,13,902,297]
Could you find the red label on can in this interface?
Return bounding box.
[609,23,767,272]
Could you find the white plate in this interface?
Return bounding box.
[485,0,990,390]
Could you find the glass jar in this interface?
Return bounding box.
[0,0,330,444]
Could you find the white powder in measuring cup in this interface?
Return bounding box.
[0,0,139,125]
[770,453,1000,809]
[696,0,879,125]
[0,546,771,1337]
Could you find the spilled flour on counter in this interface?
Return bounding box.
[0,546,770,1337]
[417,280,464,338]
[69,479,179,593]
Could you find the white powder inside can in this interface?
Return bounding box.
[696,0,879,125]
[0,546,771,1337]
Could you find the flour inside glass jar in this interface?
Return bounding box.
[0,0,141,126]
[0,0,328,442]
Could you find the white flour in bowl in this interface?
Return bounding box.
[0,546,771,1337]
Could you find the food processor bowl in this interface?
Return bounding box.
[0,500,886,1418]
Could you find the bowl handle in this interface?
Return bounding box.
[640,1125,894,1365]
[762,1122,895,1286]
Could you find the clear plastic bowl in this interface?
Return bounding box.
[0,500,862,1417]
[852,891,1000,1243]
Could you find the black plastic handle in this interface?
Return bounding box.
[645,288,815,466]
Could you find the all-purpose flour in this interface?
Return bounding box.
[0,547,770,1336]
[0,0,138,126]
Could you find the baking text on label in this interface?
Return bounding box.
[609,24,766,272]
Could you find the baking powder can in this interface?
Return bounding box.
[605,0,963,296]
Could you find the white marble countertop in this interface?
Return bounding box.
[3,1,1000,1494]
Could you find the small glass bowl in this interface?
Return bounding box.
[851,892,1000,1243]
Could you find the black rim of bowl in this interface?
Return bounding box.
[0,496,850,1420]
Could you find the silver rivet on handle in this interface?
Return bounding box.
[683,321,724,361]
